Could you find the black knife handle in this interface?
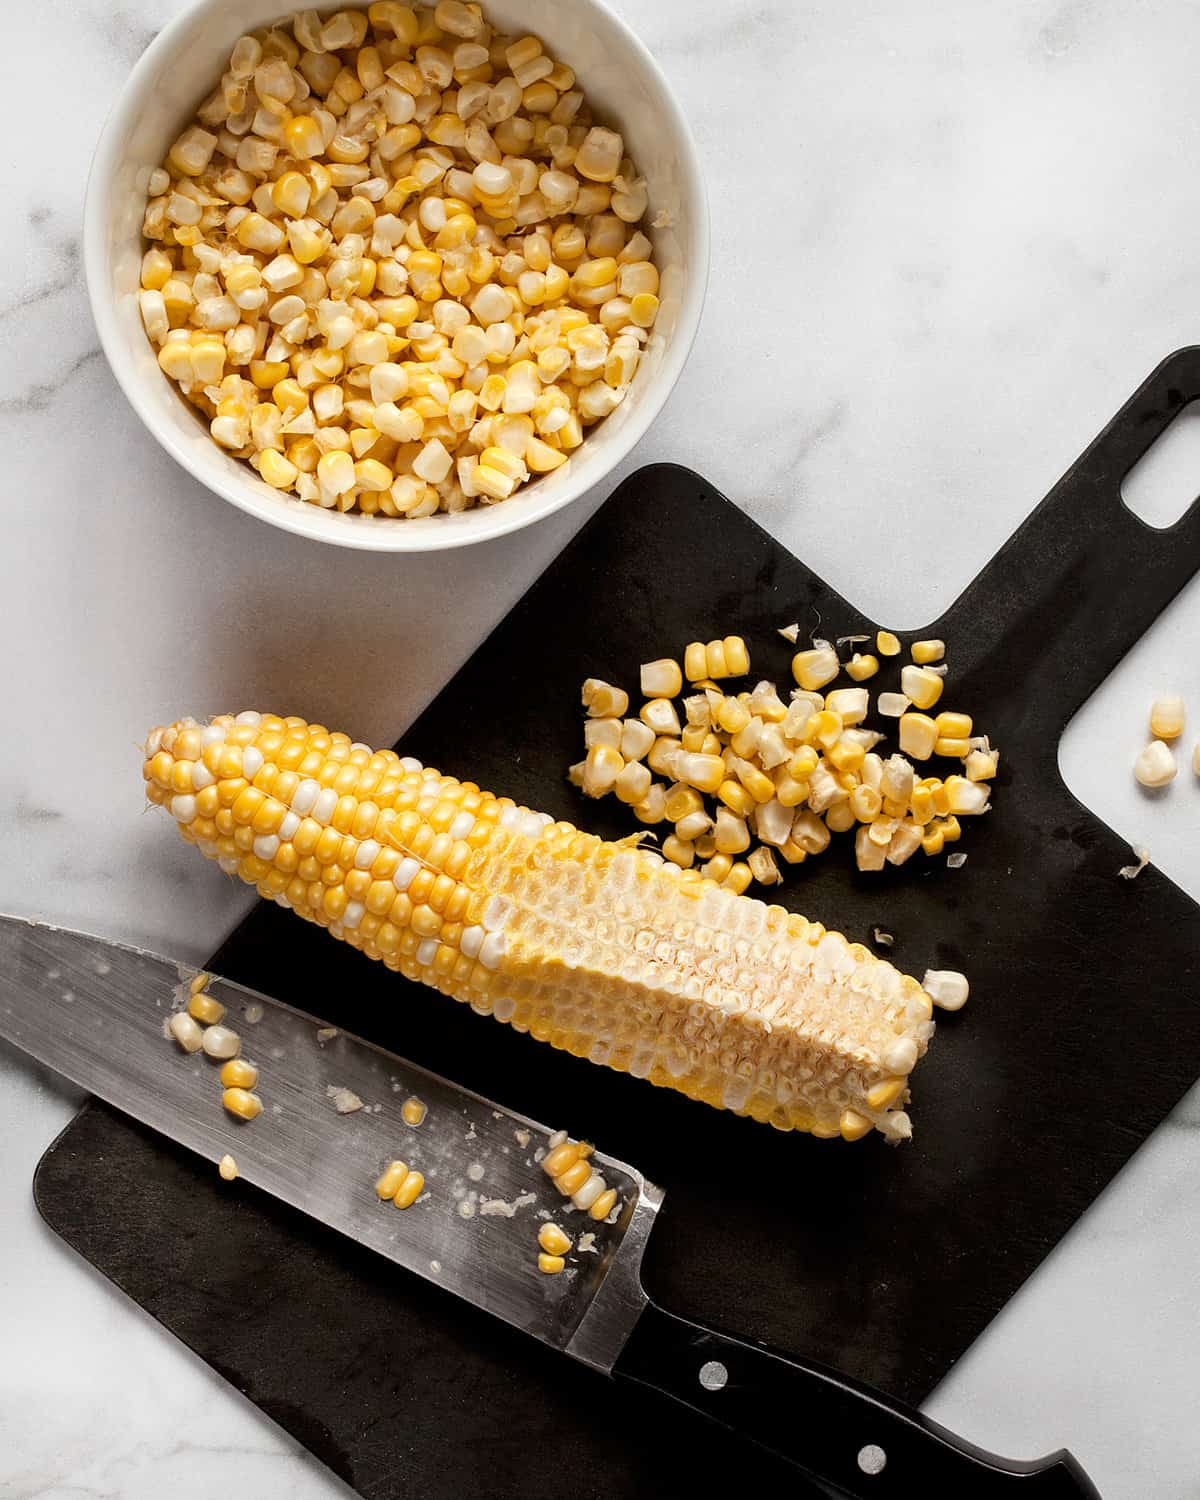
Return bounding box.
[614,1300,1101,1498]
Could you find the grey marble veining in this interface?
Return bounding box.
[2,1,1199,1496]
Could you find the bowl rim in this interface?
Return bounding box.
[83,0,710,553]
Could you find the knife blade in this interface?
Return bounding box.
[0,914,1101,1499]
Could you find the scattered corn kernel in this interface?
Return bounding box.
[222,1087,264,1120]
[218,1154,239,1181]
[538,1222,572,1255]
[1149,695,1185,740]
[219,1057,258,1089]
[201,1024,241,1060]
[641,659,683,697]
[792,645,839,692]
[188,991,226,1025]
[898,713,938,761]
[1134,740,1177,788]
[911,639,945,664]
[394,1168,425,1208]
[845,653,879,682]
[538,1252,566,1274]
[900,666,944,711]
[588,1187,618,1220]
[922,969,969,1011]
[877,631,901,657]
[375,1159,409,1199]
[168,1011,204,1053]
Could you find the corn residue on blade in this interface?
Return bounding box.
[142,713,939,1143]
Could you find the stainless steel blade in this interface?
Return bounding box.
[0,915,661,1370]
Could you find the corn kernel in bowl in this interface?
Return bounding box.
[138,3,661,520]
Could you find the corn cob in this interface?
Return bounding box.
[142,713,939,1142]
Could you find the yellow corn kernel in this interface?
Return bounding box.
[807,710,842,749]
[589,1187,618,1220]
[375,1159,408,1199]
[402,1096,427,1127]
[921,824,945,857]
[676,752,726,794]
[543,1140,588,1178]
[538,1252,566,1274]
[140,248,173,291]
[663,784,703,821]
[934,711,973,740]
[285,114,326,159]
[940,814,962,841]
[877,631,901,657]
[220,1057,259,1090]
[965,749,999,782]
[271,170,311,217]
[849,784,882,821]
[188,992,226,1025]
[683,642,708,681]
[258,450,298,490]
[828,739,865,773]
[792,646,840,692]
[935,737,971,758]
[825,801,856,834]
[788,745,819,778]
[732,760,775,803]
[722,636,750,675]
[900,665,944,711]
[555,1158,593,1196]
[222,1087,263,1120]
[723,862,753,895]
[717,780,755,817]
[662,834,694,869]
[909,785,936,825]
[394,1169,425,1208]
[867,1078,906,1110]
[911,639,945,665]
[831,1110,869,1144]
[525,437,567,473]
[629,292,659,328]
[845,653,879,682]
[774,773,809,808]
[716,697,750,735]
[538,1223,573,1256]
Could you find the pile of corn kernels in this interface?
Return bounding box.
[570,630,1000,892]
[138,2,660,518]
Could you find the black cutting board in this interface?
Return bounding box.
[34,350,1200,1498]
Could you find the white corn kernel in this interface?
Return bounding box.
[640,659,682,697]
[1134,740,1177,788]
[168,1012,204,1053]
[201,1024,242,1060]
[922,970,969,1011]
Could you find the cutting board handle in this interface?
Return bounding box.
[615,1299,1102,1498]
[943,347,1200,727]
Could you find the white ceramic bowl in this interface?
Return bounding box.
[84,0,708,551]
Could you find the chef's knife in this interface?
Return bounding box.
[0,915,1099,1499]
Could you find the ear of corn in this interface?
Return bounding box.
[143,713,939,1143]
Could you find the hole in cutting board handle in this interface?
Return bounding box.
[1120,398,1200,528]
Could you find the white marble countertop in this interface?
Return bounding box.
[3,0,1200,1495]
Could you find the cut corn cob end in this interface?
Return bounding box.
[144,713,941,1143]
